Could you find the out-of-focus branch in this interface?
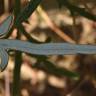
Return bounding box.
[37,6,75,43]
[81,0,92,12]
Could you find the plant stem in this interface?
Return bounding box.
[12,0,22,96]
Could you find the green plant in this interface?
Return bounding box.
[0,0,96,96]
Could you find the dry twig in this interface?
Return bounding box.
[37,6,75,43]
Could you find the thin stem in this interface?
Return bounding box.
[12,0,22,96]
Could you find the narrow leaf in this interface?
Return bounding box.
[57,0,96,21]
[15,0,42,26]
[33,60,79,78]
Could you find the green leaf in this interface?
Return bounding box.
[15,0,42,27]
[57,0,96,21]
[33,60,79,78]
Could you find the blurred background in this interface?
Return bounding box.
[0,0,96,96]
